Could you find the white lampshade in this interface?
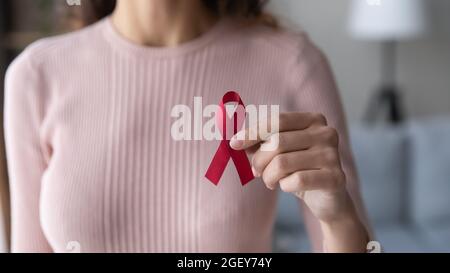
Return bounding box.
[348,0,429,41]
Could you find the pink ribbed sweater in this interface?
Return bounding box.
[4,17,367,253]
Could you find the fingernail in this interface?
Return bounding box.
[252,166,260,177]
[230,138,243,149]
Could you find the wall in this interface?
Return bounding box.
[269,0,450,122]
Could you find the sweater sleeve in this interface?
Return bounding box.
[4,49,53,252]
[286,36,372,252]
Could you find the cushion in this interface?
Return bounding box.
[409,116,450,227]
[273,229,311,253]
[350,124,407,224]
[374,224,430,253]
[417,224,450,252]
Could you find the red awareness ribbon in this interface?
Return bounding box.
[205,91,255,186]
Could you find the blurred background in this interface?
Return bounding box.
[1,0,450,252]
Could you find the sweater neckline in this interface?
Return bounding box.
[101,16,231,58]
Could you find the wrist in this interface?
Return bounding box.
[319,198,360,227]
[319,193,369,252]
[320,213,369,253]
[319,209,364,237]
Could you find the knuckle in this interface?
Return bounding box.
[252,154,264,172]
[322,127,339,146]
[322,148,339,165]
[279,180,290,192]
[265,180,275,190]
[330,169,346,189]
[262,171,272,186]
[274,154,289,171]
[313,113,327,125]
[295,172,306,188]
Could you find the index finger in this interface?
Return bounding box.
[230,112,323,150]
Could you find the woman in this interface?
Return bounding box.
[4,0,370,253]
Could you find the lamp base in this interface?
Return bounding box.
[364,85,404,124]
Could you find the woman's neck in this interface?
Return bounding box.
[111,0,218,47]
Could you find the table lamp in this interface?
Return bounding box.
[348,0,429,123]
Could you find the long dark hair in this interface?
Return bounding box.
[80,0,277,27]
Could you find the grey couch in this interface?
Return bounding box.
[274,116,450,252]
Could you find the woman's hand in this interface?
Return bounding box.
[230,112,369,252]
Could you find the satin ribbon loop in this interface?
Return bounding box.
[205,91,255,186]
